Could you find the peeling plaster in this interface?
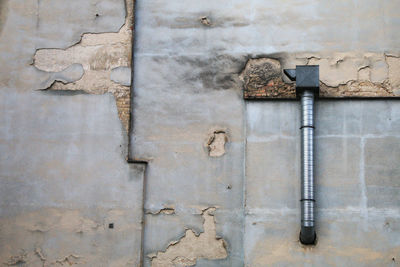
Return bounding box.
[307,53,386,87]
[54,254,82,266]
[206,130,228,157]
[386,54,400,95]
[0,208,140,266]
[243,52,400,99]
[33,0,134,131]
[240,57,295,98]
[38,63,85,89]
[110,66,132,86]
[358,66,371,81]
[200,16,212,26]
[149,208,228,267]
[4,250,27,266]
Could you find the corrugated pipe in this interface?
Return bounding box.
[284,66,319,245]
[299,90,316,244]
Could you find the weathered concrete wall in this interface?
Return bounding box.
[0,90,145,266]
[32,0,134,131]
[245,101,400,266]
[1,0,400,266]
[132,52,246,266]
[242,53,400,99]
[132,0,400,266]
[0,0,144,266]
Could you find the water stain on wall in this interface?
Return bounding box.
[0,0,9,36]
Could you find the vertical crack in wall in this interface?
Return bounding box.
[33,0,134,131]
[149,208,228,267]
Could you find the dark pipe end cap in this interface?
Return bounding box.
[300,227,316,245]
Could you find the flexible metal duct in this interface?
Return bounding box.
[284,66,319,245]
[299,90,316,244]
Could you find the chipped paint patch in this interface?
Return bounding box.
[0,208,141,266]
[149,208,228,267]
[206,130,228,157]
[38,63,85,89]
[55,254,82,265]
[200,16,212,26]
[386,54,400,95]
[243,52,400,99]
[4,250,27,266]
[33,0,134,131]
[241,57,295,99]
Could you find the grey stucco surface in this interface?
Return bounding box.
[0,0,400,265]
[133,56,246,265]
[0,0,144,266]
[132,0,400,265]
[245,101,400,266]
[135,0,400,56]
[0,90,145,266]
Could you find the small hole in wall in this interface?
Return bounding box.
[109,223,114,229]
[95,13,100,17]
[392,257,396,262]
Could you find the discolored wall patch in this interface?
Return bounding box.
[33,0,134,131]
[206,130,228,157]
[149,208,228,267]
[240,57,295,99]
[0,0,9,36]
[242,53,400,99]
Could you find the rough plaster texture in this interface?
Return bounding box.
[135,1,400,55]
[149,208,227,267]
[1,0,400,266]
[132,51,246,265]
[243,53,400,99]
[240,57,295,99]
[132,0,400,266]
[0,90,145,266]
[0,0,144,266]
[33,0,134,131]
[245,101,400,266]
[206,130,228,157]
